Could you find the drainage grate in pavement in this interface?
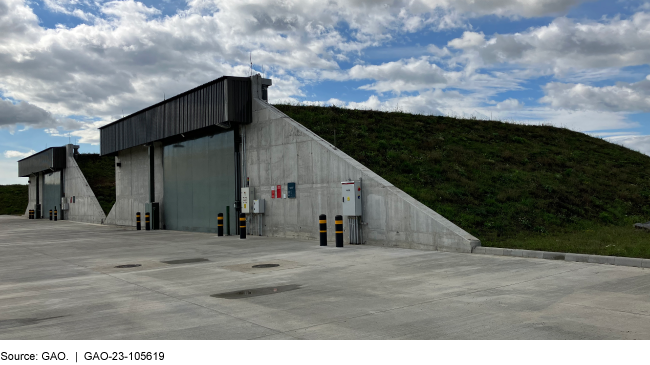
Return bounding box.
[114,264,141,269]
[210,284,300,299]
[252,264,280,268]
[161,258,209,265]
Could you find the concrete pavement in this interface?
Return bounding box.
[1,215,649,339]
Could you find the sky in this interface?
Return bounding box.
[1,0,649,184]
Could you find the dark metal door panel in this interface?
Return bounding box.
[176,140,193,231]
[43,171,62,218]
[192,135,210,231]
[210,132,237,234]
[163,131,236,233]
[163,142,179,230]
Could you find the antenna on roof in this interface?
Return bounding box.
[164,93,165,101]
[250,52,253,76]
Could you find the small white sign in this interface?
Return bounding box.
[241,187,250,213]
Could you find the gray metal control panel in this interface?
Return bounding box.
[342,181,362,216]
[253,199,265,213]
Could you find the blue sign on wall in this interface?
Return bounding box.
[288,182,296,198]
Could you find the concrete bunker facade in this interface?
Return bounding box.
[98,74,481,252]
[19,144,107,224]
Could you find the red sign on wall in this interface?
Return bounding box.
[277,185,282,198]
[271,189,275,199]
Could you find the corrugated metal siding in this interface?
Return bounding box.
[18,147,67,177]
[228,78,252,125]
[100,76,250,156]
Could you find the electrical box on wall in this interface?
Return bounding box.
[241,187,252,213]
[342,181,362,216]
[253,199,265,213]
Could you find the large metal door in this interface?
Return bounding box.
[163,131,236,233]
[43,171,62,218]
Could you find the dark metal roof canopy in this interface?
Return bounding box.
[99,76,252,156]
[18,146,67,177]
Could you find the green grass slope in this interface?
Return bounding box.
[0,184,28,215]
[275,104,650,258]
[75,153,116,215]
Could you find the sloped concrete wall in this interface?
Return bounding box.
[63,144,107,224]
[105,142,163,227]
[245,98,481,253]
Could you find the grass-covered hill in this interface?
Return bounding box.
[75,153,116,215]
[275,104,650,258]
[0,184,28,215]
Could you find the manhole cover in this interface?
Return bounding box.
[252,264,280,268]
[211,284,300,299]
[114,264,141,268]
[162,258,209,265]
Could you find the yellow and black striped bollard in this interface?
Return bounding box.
[239,213,246,239]
[29,210,33,219]
[145,212,150,231]
[335,215,343,247]
[217,213,224,236]
[136,212,141,230]
[49,209,52,220]
[54,207,57,221]
[319,214,327,246]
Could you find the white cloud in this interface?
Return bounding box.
[313,90,640,135]
[541,78,650,112]
[3,149,36,159]
[448,31,486,49]
[0,0,634,149]
[422,0,592,18]
[317,56,527,95]
[348,57,451,93]
[495,98,522,110]
[0,99,83,132]
[0,157,28,184]
[605,135,650,155]
[449,13,650,75]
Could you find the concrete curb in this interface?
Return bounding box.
[472,246,648,269]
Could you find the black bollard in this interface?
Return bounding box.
[136,212,141,230]
[239,213,246,239]
[49,209,52,221]
[335,215,343,247]
[29,210,33,219]
[54,207,58,221]
[145,212,150,231]
[319,214,327,246]
[217,213,224,236]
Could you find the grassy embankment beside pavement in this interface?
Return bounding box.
[0,184,28,215]
[276,104,650,258]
